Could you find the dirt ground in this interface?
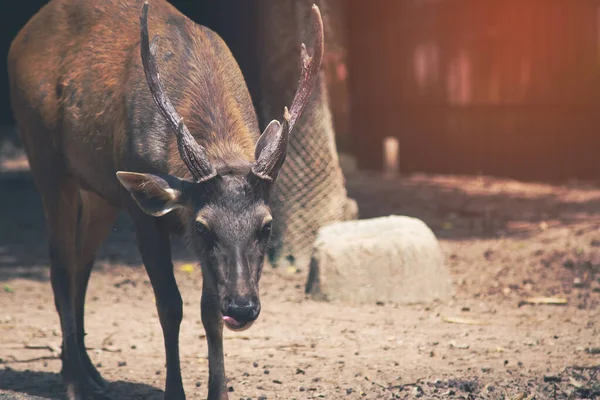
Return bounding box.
[0,153,598,399]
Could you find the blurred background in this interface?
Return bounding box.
[2,0,600,180]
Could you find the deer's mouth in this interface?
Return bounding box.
[222,315,254,332]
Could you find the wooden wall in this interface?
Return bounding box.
[346,0,600,180]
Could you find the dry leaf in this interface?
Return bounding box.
[442,316,489,326]
[522,297,567,305]
[180,264,195,274]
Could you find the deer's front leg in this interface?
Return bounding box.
[201,282,228,400]
[129,204,185,400]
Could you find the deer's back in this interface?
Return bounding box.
[8,0,259,201]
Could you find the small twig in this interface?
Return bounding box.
[2,355,59,364]
[386,385,402,390]
[371,378,426,392]
[86,346,122,353]
[251,343,308,350]
[23,344,52,350]
[19,341,119,353]
[392,381,423,390]
[519,297,568,307]
[101,331,117,348]
[21,343,61,356]
[365,376,387,390]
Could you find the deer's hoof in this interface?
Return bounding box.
[64,377,113,400]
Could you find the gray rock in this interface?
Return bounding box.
[306,215,453,305]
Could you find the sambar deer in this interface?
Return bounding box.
[8,0,323,398]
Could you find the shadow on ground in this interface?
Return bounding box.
[0,171,194,282]
[0,368,164,400]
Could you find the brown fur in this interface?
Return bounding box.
[8,0,260,200]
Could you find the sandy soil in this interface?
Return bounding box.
[0,157,598,399]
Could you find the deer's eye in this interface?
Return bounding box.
[261,221,273,237]
[196,221,211,236]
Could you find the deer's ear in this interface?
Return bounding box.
[253,119,287,182]
[116,171,186,217]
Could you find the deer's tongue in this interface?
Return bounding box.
[222,316,253,332]
[222,316,241,328]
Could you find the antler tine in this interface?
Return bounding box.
[251,4,324,182]
[140,2,216,182]
[285,4,324,134]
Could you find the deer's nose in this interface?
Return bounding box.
[226,296,260,323]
